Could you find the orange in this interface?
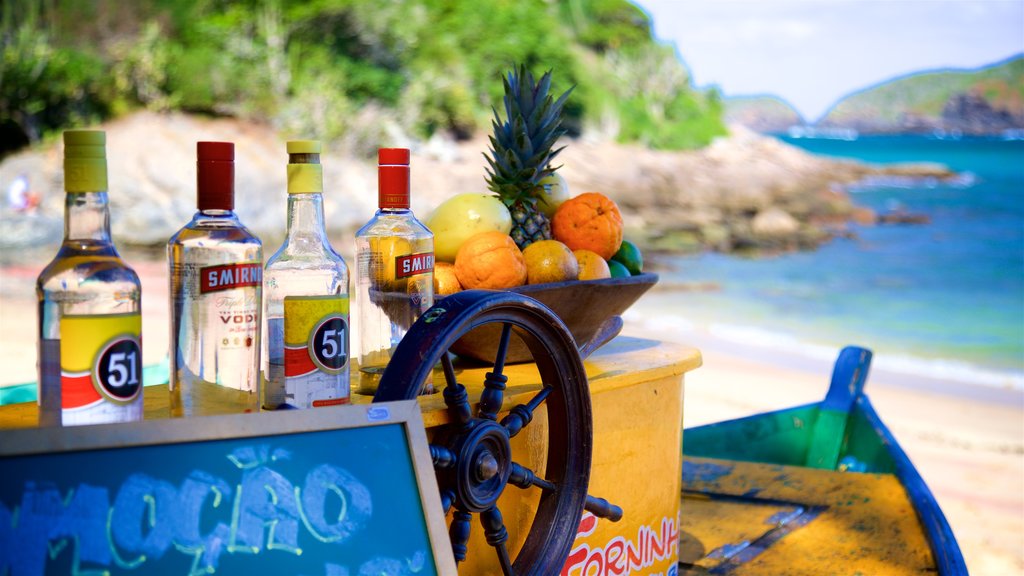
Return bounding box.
[454,231,527,289]
[522,240,579,285]
[551,192,624,260]
[433,262,462,295]
[573,249,611,280]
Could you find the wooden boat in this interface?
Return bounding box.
[678,346,968,575]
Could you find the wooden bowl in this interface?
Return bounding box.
[448,273,658,364]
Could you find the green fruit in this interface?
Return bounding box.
[607,259,631,279]
[537,173,570,218]
[426,193,512,262]
[612,240,643,275]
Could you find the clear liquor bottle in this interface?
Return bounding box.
[168,142,262,416]
[355,148,434,394]
[263,141,350,409]
[36,130,143,426]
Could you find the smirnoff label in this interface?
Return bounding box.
[59,313,143,425]
[200,263,262,293]
[395,252,434,279]
[266,296,350,409]
[175,260,261,393]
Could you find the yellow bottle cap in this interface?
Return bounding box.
[286,140,323,194]
[64,130,107,193]
[286,140,321,154]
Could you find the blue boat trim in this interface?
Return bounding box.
[857,394,968,575]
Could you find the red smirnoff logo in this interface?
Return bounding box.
[201,263,262,293]
[395,252,434,279]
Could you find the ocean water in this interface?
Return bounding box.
[633,135,1024,389]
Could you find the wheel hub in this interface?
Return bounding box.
[450,420,512,513]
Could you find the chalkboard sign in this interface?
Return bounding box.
[0,401,457,576]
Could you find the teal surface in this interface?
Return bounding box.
[0,421,436,575]
[683,403,896,474]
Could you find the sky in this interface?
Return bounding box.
[634,0,1024,122]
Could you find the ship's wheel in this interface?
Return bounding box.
[373,290,621,576]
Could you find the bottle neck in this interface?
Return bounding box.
[63,192,112,243]
[286,193,328,245]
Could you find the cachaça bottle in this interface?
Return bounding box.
[36,130,143,426]
[263,140,350,409]
[355,148,434,394]
[168,142,262,416]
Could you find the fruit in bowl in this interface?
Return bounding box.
[421,63,654,362]
[426,193,512,262]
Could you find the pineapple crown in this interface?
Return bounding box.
[484,64,574,207]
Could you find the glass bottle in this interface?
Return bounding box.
[355,148,434,394]
[36,130,143,426]
[263,140,350,409]
[168,142,262,416]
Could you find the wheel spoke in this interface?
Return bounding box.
[493,323,513,374]
[439,489,455,516]
[430,444,457,470]
[481,506,514,576]
[450,510,472,564]
[478,324,513,421]
[440,350,458,389]
[443,382,473,427]
[508,462,623,521]
[501,386,551,438]
[508,461,555,491]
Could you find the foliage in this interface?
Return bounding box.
[1,0,725,156]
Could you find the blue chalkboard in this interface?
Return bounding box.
[0,401,456,576]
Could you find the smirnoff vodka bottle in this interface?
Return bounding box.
[355,148,434,394]
[168,142,262,416]
[263,140,350,409]
[37,130,143,426]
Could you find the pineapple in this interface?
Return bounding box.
[485,64,573,250]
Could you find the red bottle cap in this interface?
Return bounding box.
[378,148,410,209]
[197,141,235,211]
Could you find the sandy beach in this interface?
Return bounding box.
[1,257,1021,574]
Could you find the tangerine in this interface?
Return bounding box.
[454,231,527,289]
[551,192,624,260]
[523,240,579,285]
[573,249,611,280]
[433,262,462,295]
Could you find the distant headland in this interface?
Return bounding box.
[727,54,1024,137]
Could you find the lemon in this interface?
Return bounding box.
[369,236,411,291]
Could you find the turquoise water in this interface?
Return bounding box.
[637,135,1024,388]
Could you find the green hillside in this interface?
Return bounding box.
[724,95,804,133]
[0,0,725,156]
[819,55,1024,133]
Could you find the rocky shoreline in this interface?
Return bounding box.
[0,112,955,263]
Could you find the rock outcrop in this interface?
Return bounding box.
[0,113,956,263]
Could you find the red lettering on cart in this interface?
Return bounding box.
[561,513,679,576]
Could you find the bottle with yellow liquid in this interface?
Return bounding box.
[36,130,143,426]
[263,141,350,409]
[354,148,434,394]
